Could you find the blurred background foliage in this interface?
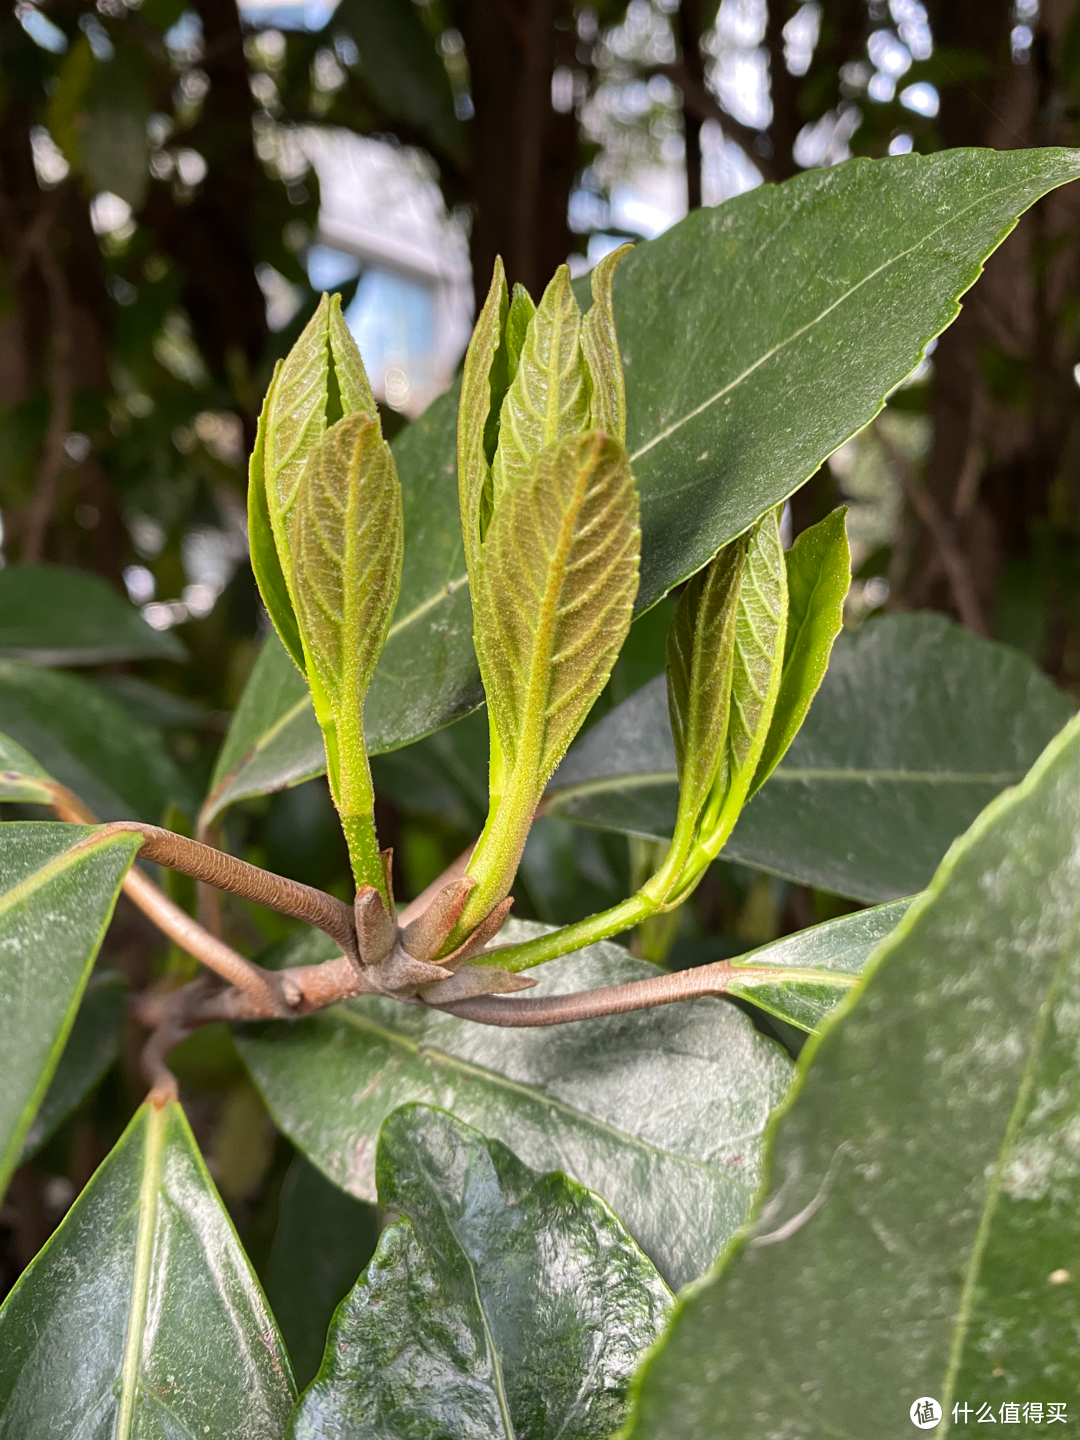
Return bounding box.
[2,0,1079,1363]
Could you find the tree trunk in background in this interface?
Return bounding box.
[451,0,578,300]
[898,0,1080,684]
[140,0,267,430]
[678,0,705,211]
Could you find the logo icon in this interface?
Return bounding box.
[910,1397,942,1429]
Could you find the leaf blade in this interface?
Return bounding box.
[0,824,140,1199]
[0,1101,295,1436]
[292,1105,672,1440]
[238,919,794,1290]
[621,709,1080,1434]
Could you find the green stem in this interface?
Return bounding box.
[478,890,658,973]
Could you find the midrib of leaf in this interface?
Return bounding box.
[385,574,468,641]
[937,943,1069,1428]
[330,1007,726,1177]
[547,768,1027,803]
[116,1103,166,1440]
[0,830,134,920]
[416,1151,518,1440]
[629,180,1028,466]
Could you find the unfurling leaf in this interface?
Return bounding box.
[581,242,632,443]
[458,431,640,935]
[665,537,746,848]
[292,412,404,894]
[491,265,592,506]
[290,1105,672,1440]
[249,292,377,673]
[749,505,850,797]
[458,256,507,592]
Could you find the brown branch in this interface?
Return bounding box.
[23,216,75,563]
[433,958,778,1025]
[94,821,359,959]
[874,421,988,636]
[47,784,292,1010]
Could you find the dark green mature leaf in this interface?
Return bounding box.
[724,898,910,1033]
[263,1153,380,1392]
[622,710,1080,1436]
[238,920,793,1289]
[366,387,484,752]
[0,824,140,1199]
[622,148,1080,609]
[750,507,850,796]
[370,150,1080,747]
[20,971,127,1160]
[292,1105,672,1440]
[201,632,325,831]
[547,614,1073,902]
[0,730,54,805]
[0,1101,296,1436]
[0,659,194,822]
[0,564,184,664]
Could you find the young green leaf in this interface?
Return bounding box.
[749,506,850,797]
[327,287,378,419]
[462,431,640,932]
[621,708,1080,1435]
[694,504,787,861]
[0,824,140,1199]
[581,242,632,442]
[292,1105,672,1440]
[248,369,306,674]
[291,412,404,893]
[547,614,1074,902]
[239,918,793,1289]
[0,1101,295,1436]
[491,264,592,506]
[261,296,332,568]
[458,256,507,589]
[665,538,746,858]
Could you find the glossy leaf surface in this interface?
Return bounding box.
[548,614,1073,901]
[750,507,850,795]
[371,150,1080,749]
[0,1101,295,1437]
[724,898,909,1033]
[239,920,793,1289]
[292,1105,672,1440]
[20,970,127,1160]
[0,824,140,1199]
[0,563,184,664]
[622,710,1080,1436]
[0,658,194,822]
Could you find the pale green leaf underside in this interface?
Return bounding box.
[475,431,639,786]
[491,266,591,507]
[0,1101,295,1437]
[622,709,1080,1435]
[0,823,140,1199]
[292,1105,672,1440]
[238,918,794,1289]
[547,613,1073,902]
